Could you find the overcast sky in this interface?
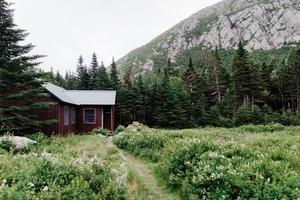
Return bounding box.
[10,0,221,74]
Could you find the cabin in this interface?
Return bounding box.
[34,83,116,135]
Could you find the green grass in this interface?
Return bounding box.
[1,125,300,199]
[113,125,300,199]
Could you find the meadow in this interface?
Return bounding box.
[1,124,300,199]
[114,124,300,200]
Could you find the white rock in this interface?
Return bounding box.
[0,136,37,149]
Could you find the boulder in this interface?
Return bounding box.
[0,136,37,150]
[127,121,144,130]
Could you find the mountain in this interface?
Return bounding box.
[117,0,300,75]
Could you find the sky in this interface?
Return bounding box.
[10,0,221,74]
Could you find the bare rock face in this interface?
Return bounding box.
[0,136,37,150]
[117,0,300,74]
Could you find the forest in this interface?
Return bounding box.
[48,43,300,129]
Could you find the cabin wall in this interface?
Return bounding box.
[32,92,115,134]
[32,95,59,135]
[58,104,77,135]
[77,106,103,133]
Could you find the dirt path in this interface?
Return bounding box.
[105,138,179,200]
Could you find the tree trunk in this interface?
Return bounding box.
[297,72,300,115]
[213,63,221,103]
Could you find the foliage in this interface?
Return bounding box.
[0,138,13,152]
[113,129,169,162]
[0,134,126,199]
[0,0,53,134]
[115,125,126,134]
[114,126,300,200]
[91,128,109,136]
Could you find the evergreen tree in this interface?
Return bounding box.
[75,56,90,89]
[55,71,65,87]
[65,70,77,89]
[207,48,224,103]
[89,53,99,89]
[109,57,120,90]
[183,57,198,125]
[0,0,53,133]
[232,41,253,107]
[96,62,110,90]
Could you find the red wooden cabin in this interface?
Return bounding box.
[34,83,116,135]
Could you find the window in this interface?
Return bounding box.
[84,108,96,124]
[64,106,69,125]
[71,107,76,124]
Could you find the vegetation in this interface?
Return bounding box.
[0,0,54,134]
[48,40,300,130]
[114,125,300,200]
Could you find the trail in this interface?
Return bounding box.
[105,138,179,200]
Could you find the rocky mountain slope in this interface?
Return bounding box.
[117,0,300,75]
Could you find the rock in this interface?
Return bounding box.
[0,136,37,150]
[117,0,300,75]
[127,121,144,130]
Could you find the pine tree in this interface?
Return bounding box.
[164,58,174,79]
[133,75,146,123]
[183,57,197,102]
[231,41,253,106]
[183,57,198,125]
[207,48,224,103]
[96,62,110,90]
[55,71,65,87]
[75,56,90,89]
[89,53,99,89]
[0,0,53,134]
[65,70,77,89]
[287,46,300,115]
[109,57,120,90]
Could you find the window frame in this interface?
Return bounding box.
[71,107,76,124]
[64,106,70,126]
[83,108,96,124]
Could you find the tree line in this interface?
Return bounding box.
[49,42,300,129]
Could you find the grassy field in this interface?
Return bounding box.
[114,124,300,200]
[1,124,300,199]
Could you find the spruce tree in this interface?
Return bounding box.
[75,56,90,89]
[96,62,110,90]
[89,53,99,89]
[287,46,300,115]
[207,48,224,103]
[0,0,53,134]
[231,41,253,106]
[109,57,120,90]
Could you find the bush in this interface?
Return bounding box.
[113,130,169,162]
[0,159,125,199]
[236,123,285,133]
[115,125,126,134]
[158,139,299,199]
[0,138,13,152]
[91,128,109,136]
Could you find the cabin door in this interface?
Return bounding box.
[103,106,112,131]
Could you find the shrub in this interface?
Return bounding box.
[91,128,109,136]
[158,139,299,199]
[113,130,170,162]
[0,159,125,199]
[0,138,13,152]
[236,123,285,133]
[115,125,126,134]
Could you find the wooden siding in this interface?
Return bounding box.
[77,106,103,133]
[32,92,115,134]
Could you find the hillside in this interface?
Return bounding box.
[117,0,300,75]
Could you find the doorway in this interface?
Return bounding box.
[103,106,112,131]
